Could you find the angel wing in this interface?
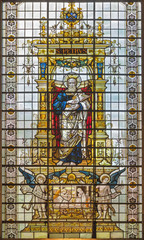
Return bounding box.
[109,168,126,189]
[79,170,101,184]
[19,167,35,189]
[47,169,66,180]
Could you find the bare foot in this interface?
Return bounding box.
[57,161,64,165]
[70,162,76,165]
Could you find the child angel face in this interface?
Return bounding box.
[100,174,110,184]
[102,177,109,184]
[36,174,46,184]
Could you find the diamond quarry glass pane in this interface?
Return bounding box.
[1,1,142,239]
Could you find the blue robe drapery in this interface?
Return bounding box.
[53,92,83,164]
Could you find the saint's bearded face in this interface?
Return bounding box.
[67,78,77,92]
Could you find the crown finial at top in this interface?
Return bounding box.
[60,2,83,28]
[68,2,75,9]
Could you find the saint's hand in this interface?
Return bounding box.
[67,99,79,104]
[65,103,80,110]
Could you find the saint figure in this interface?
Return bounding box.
[53,74,91,165]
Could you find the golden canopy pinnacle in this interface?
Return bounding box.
[40,17,47,38]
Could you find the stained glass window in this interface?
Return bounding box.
[1,1,142,239]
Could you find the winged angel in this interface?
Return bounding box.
[80,168,125,219]
[19,167,66,219]
[52,73,92,166]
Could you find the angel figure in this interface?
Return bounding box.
[53,73,91,166]
[19,167,66,219]
[79,168,125,219]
